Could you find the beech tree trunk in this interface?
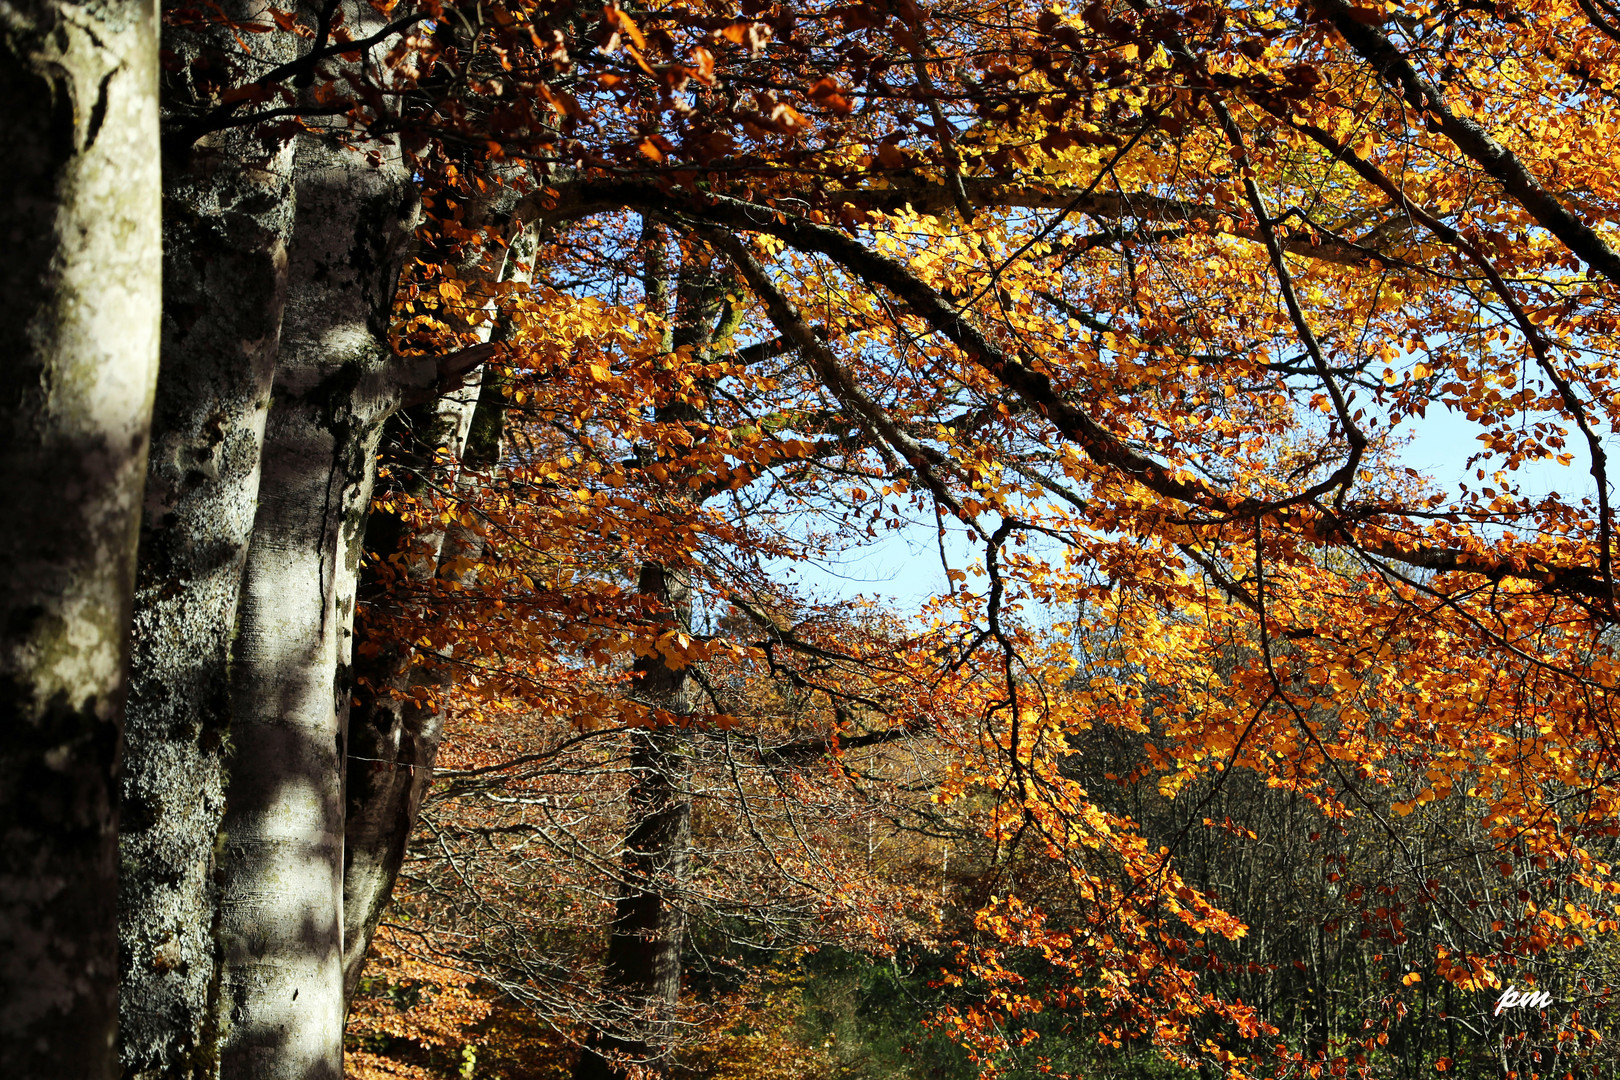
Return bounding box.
[213,126,419,1079]
[0,0,161,1074]
[575,235,729,1080]
[119,24,298,1071]
[121,18,504,1072]
[573,566,697,1080]
[341,218,535,1003]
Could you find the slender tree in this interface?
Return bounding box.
[343,202,537,1005]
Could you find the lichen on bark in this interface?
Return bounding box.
[0,0,161,1074]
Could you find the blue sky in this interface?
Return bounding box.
[768,398,1618,609]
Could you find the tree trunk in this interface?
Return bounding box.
[213,128,418,1080]
[337,393,484,1004]
[576,235,725,1080]
[0,0,161,1074]
[574,567,697,1080]
[341,219,536,1003]
[119,37,298,1072]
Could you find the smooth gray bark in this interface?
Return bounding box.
[214,127,419,1079]
[119,29,298,1073]
[0,0,161,1074]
